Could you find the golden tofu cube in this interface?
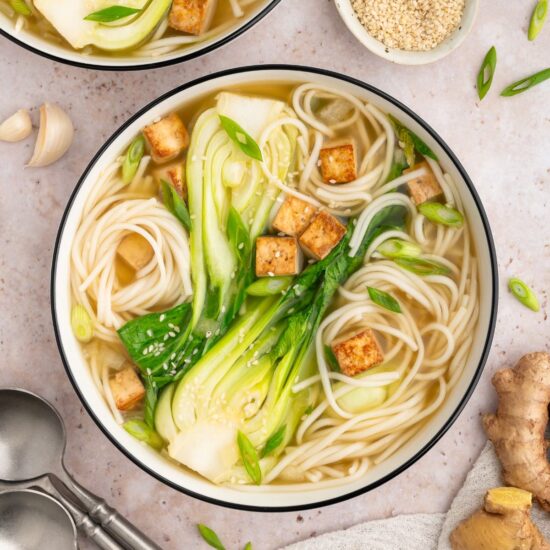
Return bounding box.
[319,141,357,184]
[299,211,346,260]
[143,113,189,164]
[109,366,145,411]
[117,233,154,272]
[406,161,443,205]
[331,329,384,377]
[168,0,217,36]
[255,236,302,277]
[272,196,317,237]
[153,161,187,201]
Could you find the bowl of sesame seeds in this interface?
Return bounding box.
[335,0,479,65]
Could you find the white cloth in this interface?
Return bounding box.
[283,443,550,550]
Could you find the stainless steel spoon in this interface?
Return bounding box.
[0,489,77,550]
[0,388,161,550]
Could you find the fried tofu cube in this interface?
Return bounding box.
[272,196,317,237]
[168,0,218,36]
[143,113,189,164]
[153,161,187,201]
[331,329,384,377]
[117,233,154,272]
[405,161,443,205]
[319,141,357,184]
[109,366,145,411]
[255,236,302,277]
[299,211,346,260]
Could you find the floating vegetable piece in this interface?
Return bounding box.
[476,46,497,100]
[528,0,548,41]
[377,238,422,259]
[418,202,464,228]
[395,257,450,276]
[508,278,540,311]
[84,6,142,22]
[388,114,437,167]
[246,276,293,297]
[0,109,32,142]
[161,179,191,231]
[367,286,402,313]
[28,103,74,167]
[122,134,145,184]
[71,304,93,343]
[197,524,226,550]
[219,115,263,161]
[501,68,550,96]
[237,430,262,485]
[260,425,286,458]
[123,420,164,450]
[9,0,31,16]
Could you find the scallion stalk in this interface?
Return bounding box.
[476,46,497,100]
[528,0,548,41]
[418,202,464,228]
[508,278,540,311]
[501,68,550,96]
[122,135,146,184]
[377,238,422,260]
[71,304,94,343]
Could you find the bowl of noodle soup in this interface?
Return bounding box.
[0,0,280,70]
[52,66,497,510]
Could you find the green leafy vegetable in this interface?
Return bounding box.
[261,425,286,458]
[529,0,548,40]
[84,5,142,22]
[501,68,550,96]
[122,135,145,184]
[388,114,437,167]
[508,278,540,312]
[161,179,191,231]
[367,287,402,313]
[418,202,464,228]
[237,431,262,485]
[219,115,263,161]
[377,238,422,259]
[477,46,497,100]
[246,276,293,296]
[9,0,31,16]
[197,524,225,550]
[71,304,94,343]
[123,420,164,450]
[395,257,450,276]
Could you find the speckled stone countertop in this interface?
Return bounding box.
[0,1,548,549]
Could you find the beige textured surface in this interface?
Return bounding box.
[0,1,548,548]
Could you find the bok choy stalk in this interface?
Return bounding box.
[157,205,407,484]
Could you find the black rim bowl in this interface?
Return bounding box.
[51,65,499,512]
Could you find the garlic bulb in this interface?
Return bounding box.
[28,103,74,167]
[0,109,32,142]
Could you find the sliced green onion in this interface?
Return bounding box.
[219,115,263,162]
[260,425,286,458]
[197,525,225,550]
[9,0,31,16]
[377,238,422,260]
[395,258,450,276]
[123,420,164,450]
[122,135,146,184]
[246,276,293,296]
[388,114,437,166]
[71,304,94,343]
[244,543,253,550]
[529,0,548,41]
[508,278,540,312]
[501,68,550,96]
[237,430,262,485]
[418,203,464,228]
[367,287,402,313]
[161,179,191,231]
[324,345,341,372]
[477,46,497,100]
[84,6,142,22]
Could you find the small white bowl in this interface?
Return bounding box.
[334,0,479,65]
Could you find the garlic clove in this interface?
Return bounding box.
[27,102,74,168]
[0,109,32,142]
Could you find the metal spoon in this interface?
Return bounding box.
[0,388,161,550]
[0,489,77,550]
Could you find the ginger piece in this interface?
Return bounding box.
[451,487,550,550]
[483,352,550,511]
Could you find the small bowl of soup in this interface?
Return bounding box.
[0,0,281,70]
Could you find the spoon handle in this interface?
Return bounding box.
[64,476,161,550]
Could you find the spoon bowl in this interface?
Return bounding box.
[0,489,77,550]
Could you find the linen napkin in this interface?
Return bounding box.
[282,442,550,550]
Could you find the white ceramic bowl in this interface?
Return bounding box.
[334,0,479,65]
[51,66,498,511]
[0,1,280,70]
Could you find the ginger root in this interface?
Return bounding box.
[483,352,550,511]
[451,487,550,550]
